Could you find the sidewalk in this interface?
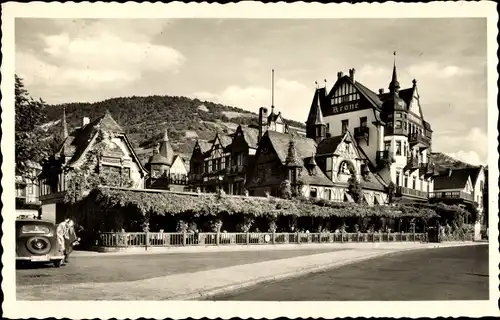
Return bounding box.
[17,242,485,300]
[72,240,484,257]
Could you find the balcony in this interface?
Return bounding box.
[419,162,436,178]
[408,132,431,149]
[405,156,419,171]
[376,151,394,169]
[189,173,203,181]
[354,126,369,142]
[429,191,475,203]
[397,186,428,199]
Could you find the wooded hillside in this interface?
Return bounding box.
[42,95,306,163]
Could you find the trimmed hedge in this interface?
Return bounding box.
[87,187,439,220]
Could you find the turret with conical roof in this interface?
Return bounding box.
[381,53,408,124]
[306,87,327,143]
[158,128,175,166]
[146,129,176,181]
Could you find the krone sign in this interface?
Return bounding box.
[331,102,362,115]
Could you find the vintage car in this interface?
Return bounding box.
[16,219,65,267]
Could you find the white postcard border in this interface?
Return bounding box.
[2,2,498,319]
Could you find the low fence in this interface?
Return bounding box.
[97,231,436,249]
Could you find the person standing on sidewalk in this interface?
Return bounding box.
[56,218,70,258]
[63,220,80,264]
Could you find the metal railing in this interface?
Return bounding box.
[408,132,431,147]
[397,186,428,199]
[429,191,475,203]
[97,231,430,249]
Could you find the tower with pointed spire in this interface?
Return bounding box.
[306,86,327,144]
[300,52,435,204]
[146,129,174,183]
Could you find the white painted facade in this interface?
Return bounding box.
[170,156,188,177]
[99,135,146,189]
[321,74,434,199]
[324,108,379,164]
[472,167,486,214]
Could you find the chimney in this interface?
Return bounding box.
[258,107,268,143]
[379,88,384,94]
[337,71,344,79]
[83,117,90,127]
[349,68,355,81]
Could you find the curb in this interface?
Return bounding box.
[72,241,486,257]
[170,243,483,300]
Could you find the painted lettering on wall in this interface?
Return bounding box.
[330,102,363,115]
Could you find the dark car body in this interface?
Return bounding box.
[16,219,65,267]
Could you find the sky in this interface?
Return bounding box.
[15,18,488,165]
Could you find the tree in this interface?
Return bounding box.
[280,179,292,199]
[387,182,397,204]
[347,174,363,204]
[15,75,56,176]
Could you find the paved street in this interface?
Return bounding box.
[16,248,341,286]
[211,244,489,301]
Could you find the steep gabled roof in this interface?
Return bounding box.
[352,80,384,110]
[240,127,259,149]
[306,88,326,125]
[328,75,384,111]
[316,135,344,156]
[267,131,317,167]
[434,169,471,190]
[53,112,147,174]
[264,131,333,187]
[55,112,125,165]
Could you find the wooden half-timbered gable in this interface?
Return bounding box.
[38,111,148,222]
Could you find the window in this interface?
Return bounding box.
[341,120,349,134]
[396,113,402,118]
[395,121,402,129]
[211,160,216,172]
[204,162,209,174]
[404,175,408,188]
[326,123,330,133]
[310,188,318,198]
[413,177,417,189]
[396,141,402,156]
[402,141,406,156]
[152,170,160,178]
[396,170,401,186]
[384,141,391,151]
[326,189,332,200]
[216,159,222,171]
[28,185,34,195]
[360,117,367,127]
